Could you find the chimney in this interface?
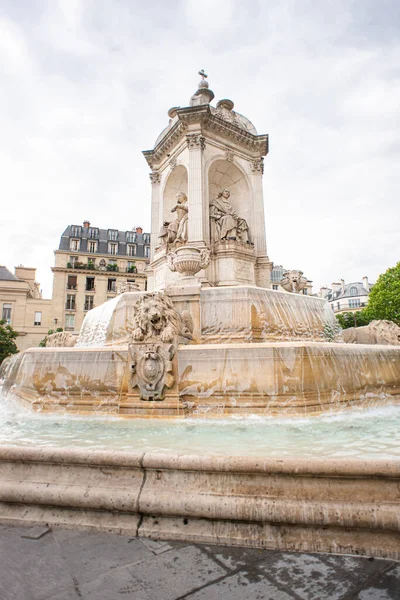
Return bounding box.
[362,276,369,292]
[340,278,345,293]
[135,226,143,234]
[83,220,90,229]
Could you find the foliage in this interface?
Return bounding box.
[364,262,400,325]
[336,311,373,330]
[106,263,119,272]
[127,265,137,273]
[39,327,64,347]
[0,319,19,365]
[87,261,95,270]
[66,262,72,268]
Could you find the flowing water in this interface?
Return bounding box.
[1,390,399,459]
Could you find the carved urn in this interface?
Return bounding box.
[167,246,210,277]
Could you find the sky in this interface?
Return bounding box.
[0,0,399,298]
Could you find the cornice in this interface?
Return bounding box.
[142,105,269,168]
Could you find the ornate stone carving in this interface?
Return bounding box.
[149,171,161,185]
[186,134,205,151]
[225,149,234,162]
[168,157,177,169]
[342,320,400,345]
[117,281,140,294]
[45,332,76,347]
[210,189,250,244]
[250,157,264,175]
[215,99,241,128]
[280,270,308,294]
[127,292,193,342]
[167,246,210,277]
[129,343,175,400]
[158,192,188,249]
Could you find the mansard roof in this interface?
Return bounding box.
[0,266,20,281]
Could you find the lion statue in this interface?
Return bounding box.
[342,320,400,345]
[280,270,308,294]
[45,332,77,347]
[128,292,193,343]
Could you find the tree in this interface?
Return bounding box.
[364,262,400,325]
[336,311,372,330]
[0,319,19,365]
[39,327,64,347]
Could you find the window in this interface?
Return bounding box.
[271,269,284,282]
[126,232,136,243]
[272,285,278,290]
[2,303,12,324]
[88,240,97,253]
[127,244,136,256]
[144,234,150,244]
[145,246,150,258]
[67,275,77,290]
[34,311,42,326]
[65,314,75,330]
[71,226,81,237]
[108,242,118,255]
[107,278,116,292]
[302,288,308,295]
[69,256,78,267]
[84,295,94,311]
[66,295,76,310]
[349,298,361,308]
[127,261,137,273]
[86,277,95,291]
[108,230,118,241]
[337,302,341,311]
[70,238,80,252]
[88,228,98,239]
[350,286,358,296]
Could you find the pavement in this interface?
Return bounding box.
[0,524,398,600]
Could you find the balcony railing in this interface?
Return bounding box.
[67,285,77,290]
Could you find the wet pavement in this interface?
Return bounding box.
[0,524,398,599]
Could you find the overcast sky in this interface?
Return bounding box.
[1,0,399,298]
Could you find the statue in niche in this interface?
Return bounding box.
[210,189,250,244]
[158,192,188,249]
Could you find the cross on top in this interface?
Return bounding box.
[198,69,208,80]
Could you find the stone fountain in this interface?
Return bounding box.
[1,72,400,558]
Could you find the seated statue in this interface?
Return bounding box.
[158,192,188,248]
[210,189,249,243]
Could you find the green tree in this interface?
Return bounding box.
[0,319,19,365]
[39,327,64,347]
[364,262,400,325]
[336,311,372,330]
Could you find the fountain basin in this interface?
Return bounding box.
[3,342,400,416]
[0,445,398,559]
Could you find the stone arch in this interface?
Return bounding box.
[207,159,251,241]
[162,165,188,222]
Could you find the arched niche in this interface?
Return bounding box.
[208,159,251,241]
[162,165,188,222]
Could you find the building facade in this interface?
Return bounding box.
[0,266,52,351]
[51,221,150,333]
[319,277,372,314]
[271,265,314,295]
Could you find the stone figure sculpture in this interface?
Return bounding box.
[342,320,400,345]
[117,281,140,294]
[280,270,308,294]
[158,192,188,248]
[210,189,249,243]
[127,292,193,343]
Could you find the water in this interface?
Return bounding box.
[1,391,399,459]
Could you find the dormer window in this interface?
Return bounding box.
[350,286,358,296]
[126,232,136,243]
[108,229,118,241]
[70,239,80,252]
[88,228,99,239]
[71,226,81,237]
[127,244,136,256]
[88,240,98,253]
[108,242,118,255]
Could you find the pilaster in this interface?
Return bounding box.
[186,134,207,245]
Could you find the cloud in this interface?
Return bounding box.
[0,0,399,297]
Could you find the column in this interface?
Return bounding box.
[149,171,162,262]
[250,157,267,258]
[186,133,207,245]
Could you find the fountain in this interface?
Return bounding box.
[0,73,399,558]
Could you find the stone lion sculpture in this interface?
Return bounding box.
[342,320,400,345]
[280,270,308,294]
[45,332,77,347]
[128,292,193,343]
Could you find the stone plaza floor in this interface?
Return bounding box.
[0,524,398,600]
